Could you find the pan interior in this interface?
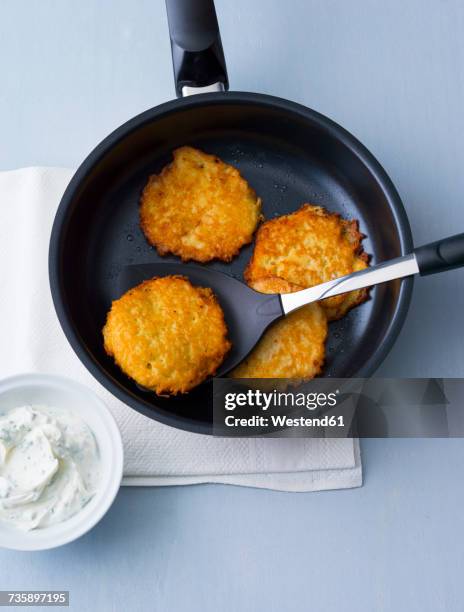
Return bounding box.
[55,98,410,431]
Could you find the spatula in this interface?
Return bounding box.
[121,233,464,376]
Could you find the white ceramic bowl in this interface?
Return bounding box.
[0,373,123,551]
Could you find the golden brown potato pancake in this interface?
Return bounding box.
[244,204,369,320]
[140,146,262,262]
[231,276,327,380]
[103,275,231,395]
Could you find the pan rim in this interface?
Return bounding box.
[49,91,414,434]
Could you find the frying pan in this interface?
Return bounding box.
[49,0,413,434]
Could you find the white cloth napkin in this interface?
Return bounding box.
[0,167,362,491]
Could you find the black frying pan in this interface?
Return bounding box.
[49,0,413,434]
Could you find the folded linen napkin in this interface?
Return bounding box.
[0,167,361,491]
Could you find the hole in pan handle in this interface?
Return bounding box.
[165,0,229,97]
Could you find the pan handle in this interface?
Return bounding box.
[165,0,229,97]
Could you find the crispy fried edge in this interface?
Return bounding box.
[139,147,263,263]
[230,302,328,383]
[102,275,231,395]
[244,204,371,320]
[233,274,328,381]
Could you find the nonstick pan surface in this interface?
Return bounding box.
[49,92,413,434]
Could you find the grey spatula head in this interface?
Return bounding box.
[119,263,284,376]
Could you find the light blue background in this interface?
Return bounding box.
[1,1,464,610]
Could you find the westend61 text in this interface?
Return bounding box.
[225,415,345,428]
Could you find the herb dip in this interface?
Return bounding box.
[0,405,100,531]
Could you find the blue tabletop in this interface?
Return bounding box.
[1,1,464,610]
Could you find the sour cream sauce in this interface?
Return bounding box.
[0,405,100,531]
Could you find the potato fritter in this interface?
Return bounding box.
[140,146,262,262]
[231,276,327,380]
[103,276,231,395]
[245,204,369,320]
